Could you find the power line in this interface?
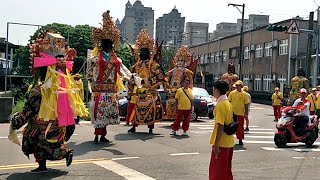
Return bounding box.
[314,0,319,7]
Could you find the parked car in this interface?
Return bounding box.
[118,87,215,122]
[192,87,215,121]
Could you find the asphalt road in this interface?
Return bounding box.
[0,103,319,180]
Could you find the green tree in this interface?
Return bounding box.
[161,48,176,73]
[115,44,134,69]
[13,23,94,76]
[12,46,30,75]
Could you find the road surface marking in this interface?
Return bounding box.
[244,132,275,134]
[112,157,140,161]
[197,126,261,130]
[246,128,274,131]
[293,157,320,159]
[0,157,139,171]
[262,147,320,152]
[170,152,200,156]
[94,160,156,180]
[241,135,274,139]
[234,150,246,152]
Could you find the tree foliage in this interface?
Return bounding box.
[161,48,176,73]
[115,44,134,69]
[13,23,94,76]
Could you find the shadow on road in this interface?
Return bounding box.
[5,169,68,180]
[67,141,115,157]
[114,132,164,141]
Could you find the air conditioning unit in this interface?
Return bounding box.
[272,40,278,48]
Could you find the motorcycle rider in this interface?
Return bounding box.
[291,88,310,136]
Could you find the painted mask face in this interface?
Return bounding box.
[56,55,66,69]
[177,59,184,67]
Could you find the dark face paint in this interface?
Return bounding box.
[101,39,113,53]
[139,48,150,60]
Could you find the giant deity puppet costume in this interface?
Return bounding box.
[164,46,198,120]
[127,29,167,134]
[87,10,131,143]
[9,30,88,173]
[290,67,310,99]
[221,63,239,95]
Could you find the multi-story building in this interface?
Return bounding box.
[189,18,314,94]
[212,22,238,39]
[121,0,154,43]
[240,14,270,31]
[183,22,209,46]
[156,7,185,46]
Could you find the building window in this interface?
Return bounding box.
[263,75,272,91]
[211,53,215,63]
[215,52,219,62]
[203,54,207,64]
[200,55,204,64]
[265,42,272,57]
[214,75,219,82]
[278,74,287,85]
[279,39,288,55]
[244,46,249,59]
[229,48,238,58]
[223,51,227,61]
[255,44,263,58]
[243,74,249,86]
[254,75,261,91]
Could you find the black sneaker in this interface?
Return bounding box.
[94,136,98,143]
[66,152,73,167]
[128,127,136,133]
[100,136,110,142]
[31,167,47,173]
[244,127,249,132]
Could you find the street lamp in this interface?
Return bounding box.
[228,3,245,80]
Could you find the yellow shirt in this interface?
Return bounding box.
[76,79,84,100]
[228,90,249,116]
[130,86,138,104]
[210,99,234,148]
[271,92,283,106]
[307,94,317,111]
[175,88,194,110]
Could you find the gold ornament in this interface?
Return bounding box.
[93,10,120,49]
[134,29,155,58]
[173,46,192,67]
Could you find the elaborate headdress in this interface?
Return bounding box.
[134,29,155,58]
[93,10,120,49]
[173,46,192,67]
[29,29,76,74]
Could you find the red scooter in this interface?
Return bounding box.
[274,106,319,148]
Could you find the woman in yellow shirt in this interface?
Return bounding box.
[209,80,234,180]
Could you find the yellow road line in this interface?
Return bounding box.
[0,158,109,171]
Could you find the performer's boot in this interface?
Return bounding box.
[148,128,153,134]
[94,136,99,143]
[100,136,110,142]
[31,159,47,173]
[128,126,136,133]
[65,150,73,167]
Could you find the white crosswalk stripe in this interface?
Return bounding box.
[189,125,320,151]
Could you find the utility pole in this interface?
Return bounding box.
[306,11,314,82]
[228,3,245,80]
[314,7,320,87]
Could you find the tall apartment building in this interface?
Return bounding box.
[121,0,154,43]
[183,22,209,46]
[156,7,185,46]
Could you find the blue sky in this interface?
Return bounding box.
[0,0,318,45]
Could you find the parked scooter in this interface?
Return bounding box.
[274,106,319,148]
